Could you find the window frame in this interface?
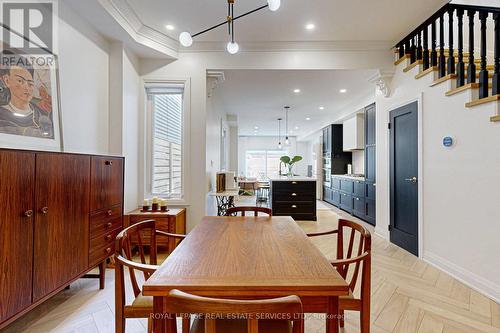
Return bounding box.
[245,149,288,179]
[143,78,191,206]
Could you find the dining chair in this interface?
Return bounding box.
[225,206,273,216]
[114,219,189,333]
[307,219,372,333]
[164,289,304,333]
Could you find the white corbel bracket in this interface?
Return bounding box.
[368,70,394,98]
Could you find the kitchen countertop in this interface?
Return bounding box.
[269,176,317,182]
[332,174,366,181]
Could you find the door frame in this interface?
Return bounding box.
[385,93,424,258]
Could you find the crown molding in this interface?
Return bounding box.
[98,0,179,59]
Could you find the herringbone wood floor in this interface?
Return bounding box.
[2,204,499,333]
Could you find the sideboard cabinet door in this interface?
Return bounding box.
[0,151,35,322]
[90,156,124,212]
[33,153,90,302]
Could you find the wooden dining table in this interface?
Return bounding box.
[142,216,349,333]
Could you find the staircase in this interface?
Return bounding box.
[394,3,500,122]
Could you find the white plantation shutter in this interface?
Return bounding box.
[147,84,184,198]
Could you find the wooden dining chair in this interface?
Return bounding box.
[114,219,188,333]
[164,289,304,333]
[307,219,372,333]
[225,206,273,216]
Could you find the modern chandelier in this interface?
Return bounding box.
[179,0,281,54]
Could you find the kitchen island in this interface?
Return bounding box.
[270,177,317,221]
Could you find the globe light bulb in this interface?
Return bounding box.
[278,142,282,149]
[268,0,281,11]
[226,41,239,54]
[285,137,289,145]
[179,32,193,47]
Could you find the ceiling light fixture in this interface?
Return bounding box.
[306,117,311,121]
[339,89,347,93]
[295,126,299,130]
[284,106,290,145]
[277,118,283,149]
[305,23,315,30]
[319,106,325,110]
[179,0,281,54]
[293,89,301,93]
[165,24,175,31]
[254,126,259,130]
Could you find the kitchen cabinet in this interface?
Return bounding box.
[271,180,316,221]
[331,175,375,226]
[0,149,124,329]
[365,103,376,184]
[322,124,352,184]
[343,113,365,151]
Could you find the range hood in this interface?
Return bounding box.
[343,113,365,151]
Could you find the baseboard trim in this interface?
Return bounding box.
[423,251,500,304]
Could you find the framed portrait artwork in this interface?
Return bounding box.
[0,44,63,151]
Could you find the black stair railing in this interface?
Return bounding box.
[395,3,500,98]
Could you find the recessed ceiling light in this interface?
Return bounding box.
[254,126,259,130]
[295,126,299,130]
[319,106,325,110]
[306,117,311,121]
[165,24,175,31]
[339,89,347,93]
[305,23,315,30]
[293,89,301,93]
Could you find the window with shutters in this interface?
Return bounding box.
[146,83,184,199]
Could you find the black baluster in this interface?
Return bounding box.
[456,8,465,87]
[431,20,438,67]
[493,13,500,95]
[405,39,411,59]
[467,10,476,84]
[417,32,423,61]
[410,36,417,63]
[439,14,446,78]
[399,42,405,59]
[423,25,430,70]
[447,8,455,75]
[479,11,489,99]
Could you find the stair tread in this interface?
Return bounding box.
[465,94,500,108]
[403,60,423,72]
[415,66,438,79]
[394,54,410,66]
[490,115,500,122]
[430,74,456,87]
[445,83,480,96]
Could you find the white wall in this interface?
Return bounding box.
[58,2,110,154]
[375,61,500,302]
[352,151,365,174]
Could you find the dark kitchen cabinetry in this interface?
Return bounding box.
[0,149,124,329]
[322,125,352,184]
[364,103,376,225]
[272,181,316,221]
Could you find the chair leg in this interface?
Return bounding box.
[116,314,125,333]
[98,261,105,289]
[339,309,345,328]
[360,308,370,333]
[182,316,190,333]
[148,318,153,333]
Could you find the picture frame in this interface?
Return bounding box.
[0,25,64,151]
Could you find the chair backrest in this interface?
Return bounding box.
[115,220,185,297]
[165,289,304,333]
[225,206,272,217]
[335,219,371,297]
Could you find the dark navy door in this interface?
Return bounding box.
[390,102,418,256]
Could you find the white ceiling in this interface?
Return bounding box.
[213,70,376,138]
[126,0,445,44]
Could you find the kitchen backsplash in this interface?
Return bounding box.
[352,150,365,175]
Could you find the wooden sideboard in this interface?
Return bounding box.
[0,149,124,329]
[124,208,186,253]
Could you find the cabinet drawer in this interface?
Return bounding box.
[272,181,315,194]
[331,177,341,189]
[340,180,354,193]
[129,216,170,246]
[90,226,122,252]
[273,202,316,214]
[353,196,366,218]
[339,193,353,212]
[353,180,365,197]
[89,242,115,267]
[90,217,122,239]
[275,191,315,201]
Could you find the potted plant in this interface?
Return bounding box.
[280,155,303,177]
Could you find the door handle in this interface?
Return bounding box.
[24,210,33,218]
[40,207,49,214]
[404,177,418,183]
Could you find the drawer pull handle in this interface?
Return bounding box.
[291,181,297,184]
[291,205,297,208]
[105,234,112,241]
[24,210,33,218]
[105,160,113,166]
[107,210,113,216]
[291,193,297,196]
[105,247,112,254]
[106,222,113,228]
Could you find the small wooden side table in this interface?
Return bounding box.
[124,208,186,253]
